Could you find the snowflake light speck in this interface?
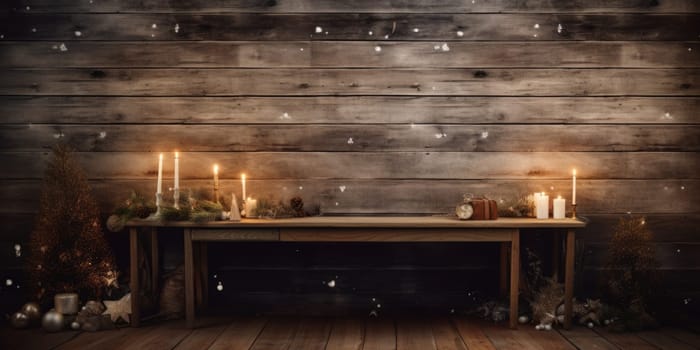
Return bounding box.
[457,31,464,37]
[413,28,420,33]
[347,137,354,144]
[279,112,291,120]
[435,132,447,139]
[5,278,12,286]
[480,131,489,139]
[315,26,323,33]
[151,23,157,29]
[374,46,382,52]
[99,131,107,139]
[74,31,82,37]
[368,31,373,35]
[339,186,346,192]
[31,28,37,33]
[59,43,68,52]
[441,43,450,52]
[14,244,21,257]
[534,23,540,29]
[327,280,336,288]
[174,24,180,33]
[216,281,223,291]
[557,24,564,34]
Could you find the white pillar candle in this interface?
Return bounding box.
[241,174,246,202]
[572,169,577,205]
[553,195,566,219]
[536,192,549,219]
[156,153,163,194]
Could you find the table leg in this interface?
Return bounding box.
[151,228,159,301]
[509,229,520,329]
[129,228,140,327]
[194,242,203,309]
[564,229,575,329]
[184,228,195,328]
[552,232,560,280]
[200,243,209,309]
[499,242,508,298]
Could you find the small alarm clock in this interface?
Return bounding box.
[456,203,473,220]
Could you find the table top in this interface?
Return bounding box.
[126,216,587,229]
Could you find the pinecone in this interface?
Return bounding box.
[133,205,152,219]
[290,197,304,217]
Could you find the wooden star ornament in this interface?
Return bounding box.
[103,293,131,323]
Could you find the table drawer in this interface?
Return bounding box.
[191,228,280,241]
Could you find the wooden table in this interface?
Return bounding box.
[126,216,586,329]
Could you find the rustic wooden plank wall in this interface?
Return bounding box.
[1,0,699,314]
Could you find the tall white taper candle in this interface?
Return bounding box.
[572,169,577,205]
[241,174,246,202]
[157,153,163,194]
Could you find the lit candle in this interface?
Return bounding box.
[156,153,163,194]
[213,164,220,203]
[572,169,577,205]
[241,174,246,202]
[553,195,566,219]
[174,151,180,190]
[536,192,549,219]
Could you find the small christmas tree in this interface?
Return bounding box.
[28,144,116,305]
[604,216,659,330]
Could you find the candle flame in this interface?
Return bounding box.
[572,168,577,176]
[159,153,163,160]
[213,164,219,174]
[557,195,562,199]
[175,151,179,158]
[241,174,246,180]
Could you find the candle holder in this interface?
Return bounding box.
[213,186,219,204]
[155,192,163,217]
[173,188,180,209]
[571,204,577,220]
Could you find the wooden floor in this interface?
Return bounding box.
[2,316,699,350]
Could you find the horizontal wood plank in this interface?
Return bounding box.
[2,96,698,124]
[1,124,697,152]
[2,14,699,41]
[577,214,700,242]
[0,179,697,214]
[583,242,700,269]
[2,151,697,181]
[2,68,697,96]
[6,0,700,13]
[2,42,698,68]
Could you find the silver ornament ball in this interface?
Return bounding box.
[42,310,65,332]
[11,312,30,328]
[21,302,41,322]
